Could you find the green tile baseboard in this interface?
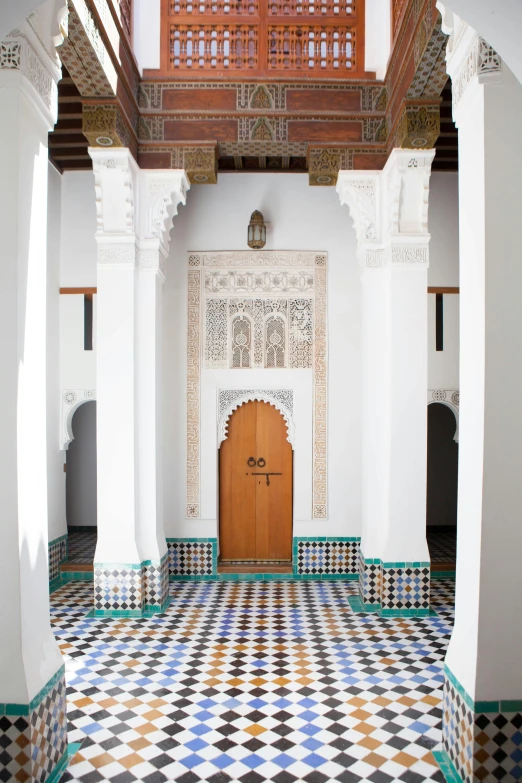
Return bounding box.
[0,665,65,716]
[432,749,462,783]
[170,573,359,582]
[348,595,436,618]
[444,664,522,714]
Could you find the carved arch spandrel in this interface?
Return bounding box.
[218,389,295,449]
[61,389,97,450]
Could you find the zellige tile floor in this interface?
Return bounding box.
[52,580,455,783]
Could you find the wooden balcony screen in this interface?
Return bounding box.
[162,0,364,75]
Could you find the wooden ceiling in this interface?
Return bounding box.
[48,0,459,178]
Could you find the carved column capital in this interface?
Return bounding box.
[90,147,138,236]
[338,148,435,270]
[0,0,68,129]
[436,3,502,120]
[138,170,190,258]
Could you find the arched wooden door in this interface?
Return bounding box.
[219,401,293,562]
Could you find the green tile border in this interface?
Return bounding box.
[292,536,361,543]
[166,537,218,543]
[432,571,456,580]
[348,595,436,618]
[432,749,462,783]
[49,533,68,547]
[1,665,65,716]
[170,573,359,582]
[444,664,522,714]
[84,596,173,620]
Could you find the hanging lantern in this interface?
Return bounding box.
[247,210,266,250]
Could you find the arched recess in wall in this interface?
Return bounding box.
[66,400,98,528]
[62,390,97,450]
[217,389,295,449]
[426,402,459,529]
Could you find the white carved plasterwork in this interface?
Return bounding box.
[0,32,59,127]
[144,172,189,256]
[187,251,327,520]
[97,243,136,266]
[218,390,295,448]
[428,389,460,442]
[391,245,429,266]
[336,177,379,245]
[187,268,201,518]
[451,36,502,112]
[61,388,97,450]
[91,149,136,235]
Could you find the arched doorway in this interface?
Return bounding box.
[426,402,458,568]
[219,400,293,567]
[65,400,97,571]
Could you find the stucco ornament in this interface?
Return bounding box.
[218,390,295,448]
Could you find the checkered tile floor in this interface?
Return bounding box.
[52,580,455,783]
[426,530,456,563]
[67,532,97,564]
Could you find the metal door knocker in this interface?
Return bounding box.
[247,457,256,467]
[257,457,266,467]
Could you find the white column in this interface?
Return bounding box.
[437,7,522,781]
[338,149,434,615]
[90,150,188,615]
[0,3,69,780]
[136,170,188,608]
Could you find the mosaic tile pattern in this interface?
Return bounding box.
[358,550,381,605]
[143,555,170,610]
[381,566,430,612]
[49,535,68,582]
[67,531,97,564]
[94,565,144,615]
[294,538,359,575]
[0,669,68,783]
[50,579,455,782]
[427,529,457,563]
[443,673,522,782]
[167,539,216,577]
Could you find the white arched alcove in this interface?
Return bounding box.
[217,389,295,448]
[61,389,97,450]
[428,389,459,443]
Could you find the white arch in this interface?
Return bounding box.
[217,389,295,448]
[427,391,459,443]
[61,389,96,450]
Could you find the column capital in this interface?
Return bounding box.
[337,148,435,270]
[436,2,503,119]
[90,147,139,235]
[138,170,190,257]
[0,0,67,129]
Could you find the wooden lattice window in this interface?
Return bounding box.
[162,0,364,74]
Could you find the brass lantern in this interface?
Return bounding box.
[247,210,266,250]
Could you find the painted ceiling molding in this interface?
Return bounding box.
[218,389,295,448]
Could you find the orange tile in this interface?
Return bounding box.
[421,694,440,707]
[69,753,86,766]
[135,723,157,736]
[273,677,291,686]
[148,698,168,708]
[354,722,376,736]
[74,697,94,708]
[350,708,373,721]
[346,696,367,707]
[14,770,30,783]
[358,736,382,751]
[129,737,152,751]
[90,753,115,769]
[363,752,387,768]
[392,751,418,768]
[142,709,164,721]
[244,724,267,736]
[97,698,118,708]
[123,699,143,708]
[422,752,438,767]
[120,753,145,769]
[227,678,244,686]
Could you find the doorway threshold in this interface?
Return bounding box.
[218,562,293,574]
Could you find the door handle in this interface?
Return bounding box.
[251,472,282,487]
[247,457,256,467]
[257,457,266,467]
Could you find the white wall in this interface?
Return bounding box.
[164,173,362,539]
[55,169,460,542]
[428,172,460,390]
[47,163,67,542]
[60,171,97,287]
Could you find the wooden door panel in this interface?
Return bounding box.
[254,402,293,561]
[219,400,292,563]
[219,401,257,560]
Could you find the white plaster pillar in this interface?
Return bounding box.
[136,170,188,607]
[0,3,69,780]
[90,149,188,615]
[337,149,434,615]
[436,7,522,781]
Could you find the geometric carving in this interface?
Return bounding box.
[82,104,131,148]
[308,148,341,187]
[61,389,97,450]
[218,389,295,447]
[396,104,440,149]
[188,251,327,519]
